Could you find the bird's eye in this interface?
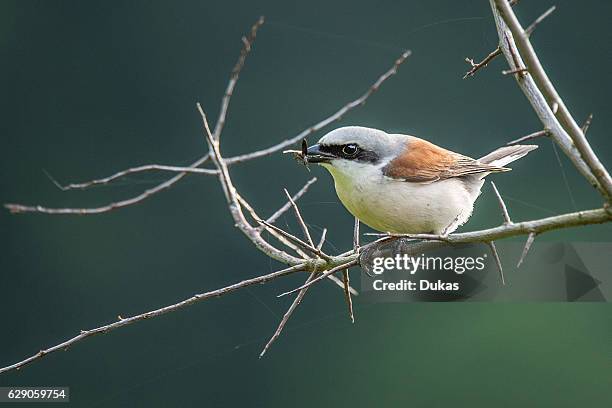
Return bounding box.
[342,144,359,157]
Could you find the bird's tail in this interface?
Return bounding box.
[478,144,538,168]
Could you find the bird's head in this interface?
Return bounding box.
[306,126,406,178]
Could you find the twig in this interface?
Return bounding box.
[283,188,314,247]
[502,67,528,76]
[266,178,318,225]
[353,217,360,252]
[5,158,208,214]
[506,129,549,146]
[342,269,355,323]
[463,47,502,79]
[49,165,219,191]
[517,232,536,268]
[213,16,265,140]
[490,181,512,224]
[317,228,327,251]
[488,241,505,285]
[581,113,593,135]
[259,271,316,358]
[525,6,556,36]
[0,263,306,374]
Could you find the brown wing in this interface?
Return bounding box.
[383,137,509,183]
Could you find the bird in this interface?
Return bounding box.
[301,126,537,235]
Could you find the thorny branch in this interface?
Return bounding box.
[2,2,612,375]
[492,0,612,199]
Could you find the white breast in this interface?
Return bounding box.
[322,161,481,234]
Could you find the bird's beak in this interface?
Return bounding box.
[305,144,335,164]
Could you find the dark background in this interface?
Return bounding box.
[1,0,611,406]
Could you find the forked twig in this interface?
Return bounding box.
[463,47,502,79]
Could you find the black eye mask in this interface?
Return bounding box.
[319,144,380,163]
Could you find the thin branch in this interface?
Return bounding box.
[259,272,316,358]
[525,6,556,36]
[213,16,265,140]
[490,181,512,224]
[283,188,314,247]
[463,47,502,79]
[265,178,318,225]
[327,273,357,296]
[493,0,612,200]
[506,129,549,146]
[51,165,219,191]
[488,241,505,285]
[317,228,328,251]
[502,67,528,76]
[353,217,360,252]
[342,269,355,323]
[517,232,536,268]
[5,156,208,214]
[0,263,306,374]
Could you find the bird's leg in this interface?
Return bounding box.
[353,217,360,253]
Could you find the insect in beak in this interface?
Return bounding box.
[283,139,311,170]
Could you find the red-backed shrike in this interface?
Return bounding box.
[304,126,537,234]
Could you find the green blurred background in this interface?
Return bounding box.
[1,0,611,406]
